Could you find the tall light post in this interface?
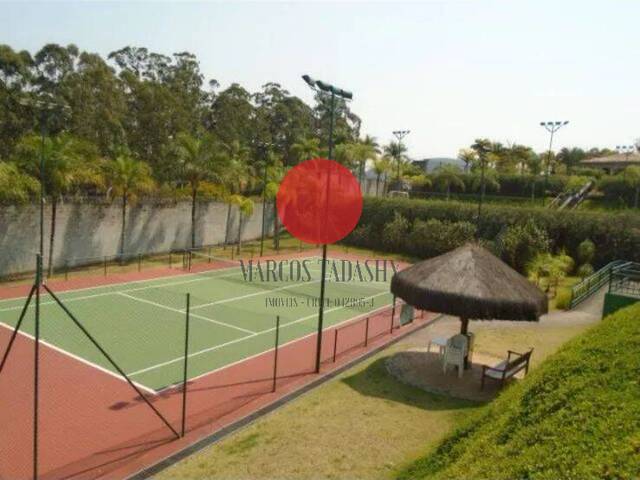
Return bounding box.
[392,130,410,185]
[539,121,569,205]
[617,144,634,159]
[302,74,353,373]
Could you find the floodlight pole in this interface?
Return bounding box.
[302,75,352,373]
[392,130,410,184]
[540,121,569,205]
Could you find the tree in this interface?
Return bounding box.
[174,132,225,248]
[372,156,391,196]
[350,139,378,184]
[383,141,408,184]
[221,140,251,247]
[556,147,586,174]
[458,149,477,173]
[230,195,254,254]
[0,161,38,204]
[104,154,154,257]
[432,164,465,200]
[14,133,102,275]
[291,137,320,164]
[623,166,640,208]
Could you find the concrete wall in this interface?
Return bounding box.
[0,200,275,276]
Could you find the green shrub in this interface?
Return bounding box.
[407,219,476,258]
[397,302,640,480]
[577,263,594,279]
[382,212,410,252]
[554,289,572,309]
[500,220,550,273]
[577,239,596,265]
[346,197,640,267]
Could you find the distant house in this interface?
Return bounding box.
[580,153,640,174]
[412,157,465,173]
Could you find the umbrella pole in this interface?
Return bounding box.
[460,317,470,369]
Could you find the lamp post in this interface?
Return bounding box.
[392,130,410,186]
[539,121,569,205]
[302,74,353,373]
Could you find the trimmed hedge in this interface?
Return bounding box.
[397,302,640,480]
[411,173,571,198]
[345,197,640,267]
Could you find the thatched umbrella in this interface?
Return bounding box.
[391,243,548,336]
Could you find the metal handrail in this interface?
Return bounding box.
[569,260,631,309]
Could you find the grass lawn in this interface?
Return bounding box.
[156,310,597,479]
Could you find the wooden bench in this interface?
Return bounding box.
[481,349,533,390]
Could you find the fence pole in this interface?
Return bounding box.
[137,254,142,272]
[34,254,42,480]
[64,262,68,281]
[364,317,370,347]
[390,296,397,334]
[181,294,191,437]
[43,285,180,439]
[103,256,107,276]
[169,252,172,269]
[332,329,338,363]
[272,316,280,393]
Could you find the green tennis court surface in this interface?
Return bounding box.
[0,256,393,391]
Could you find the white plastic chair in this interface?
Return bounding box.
[443,334,468,378]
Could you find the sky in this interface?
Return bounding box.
[2,0,639,159]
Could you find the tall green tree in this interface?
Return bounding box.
[174,132,225,248]
[383,141,409,185]
[432,164,465,200]
[291,137,320,164]
[14,133,102,275]
[104,154,154,256]
[372,156,391,196]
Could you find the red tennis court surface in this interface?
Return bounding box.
[0,251,433,480]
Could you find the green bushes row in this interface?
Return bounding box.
[411,173,573,198]
[344,197,640,267]
[397,302,640,480]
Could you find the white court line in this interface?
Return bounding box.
[0,321,156,395]
[190,279,322,311]
[117,292,256,335]
[128,290,390,378]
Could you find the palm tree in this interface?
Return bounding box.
[458,149,477,173]
[174,132,224,249]
[291,137,320,164]
[383,141,409,186]
[231,195,255,254]
[104,154,154,257]
[221,140,251,247]
[372,156,391,196]
[263,154,286,250]
[433,164,465,200]
[350,140,379,185]
[15,133,102,276]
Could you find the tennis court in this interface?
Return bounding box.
[0,254,394,392]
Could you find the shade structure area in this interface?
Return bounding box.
[391,243,548,335]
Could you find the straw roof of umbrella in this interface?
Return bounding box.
[391,243,548,323]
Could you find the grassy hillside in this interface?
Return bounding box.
[398,303,640,480]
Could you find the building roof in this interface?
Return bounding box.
[580,153,640,167]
